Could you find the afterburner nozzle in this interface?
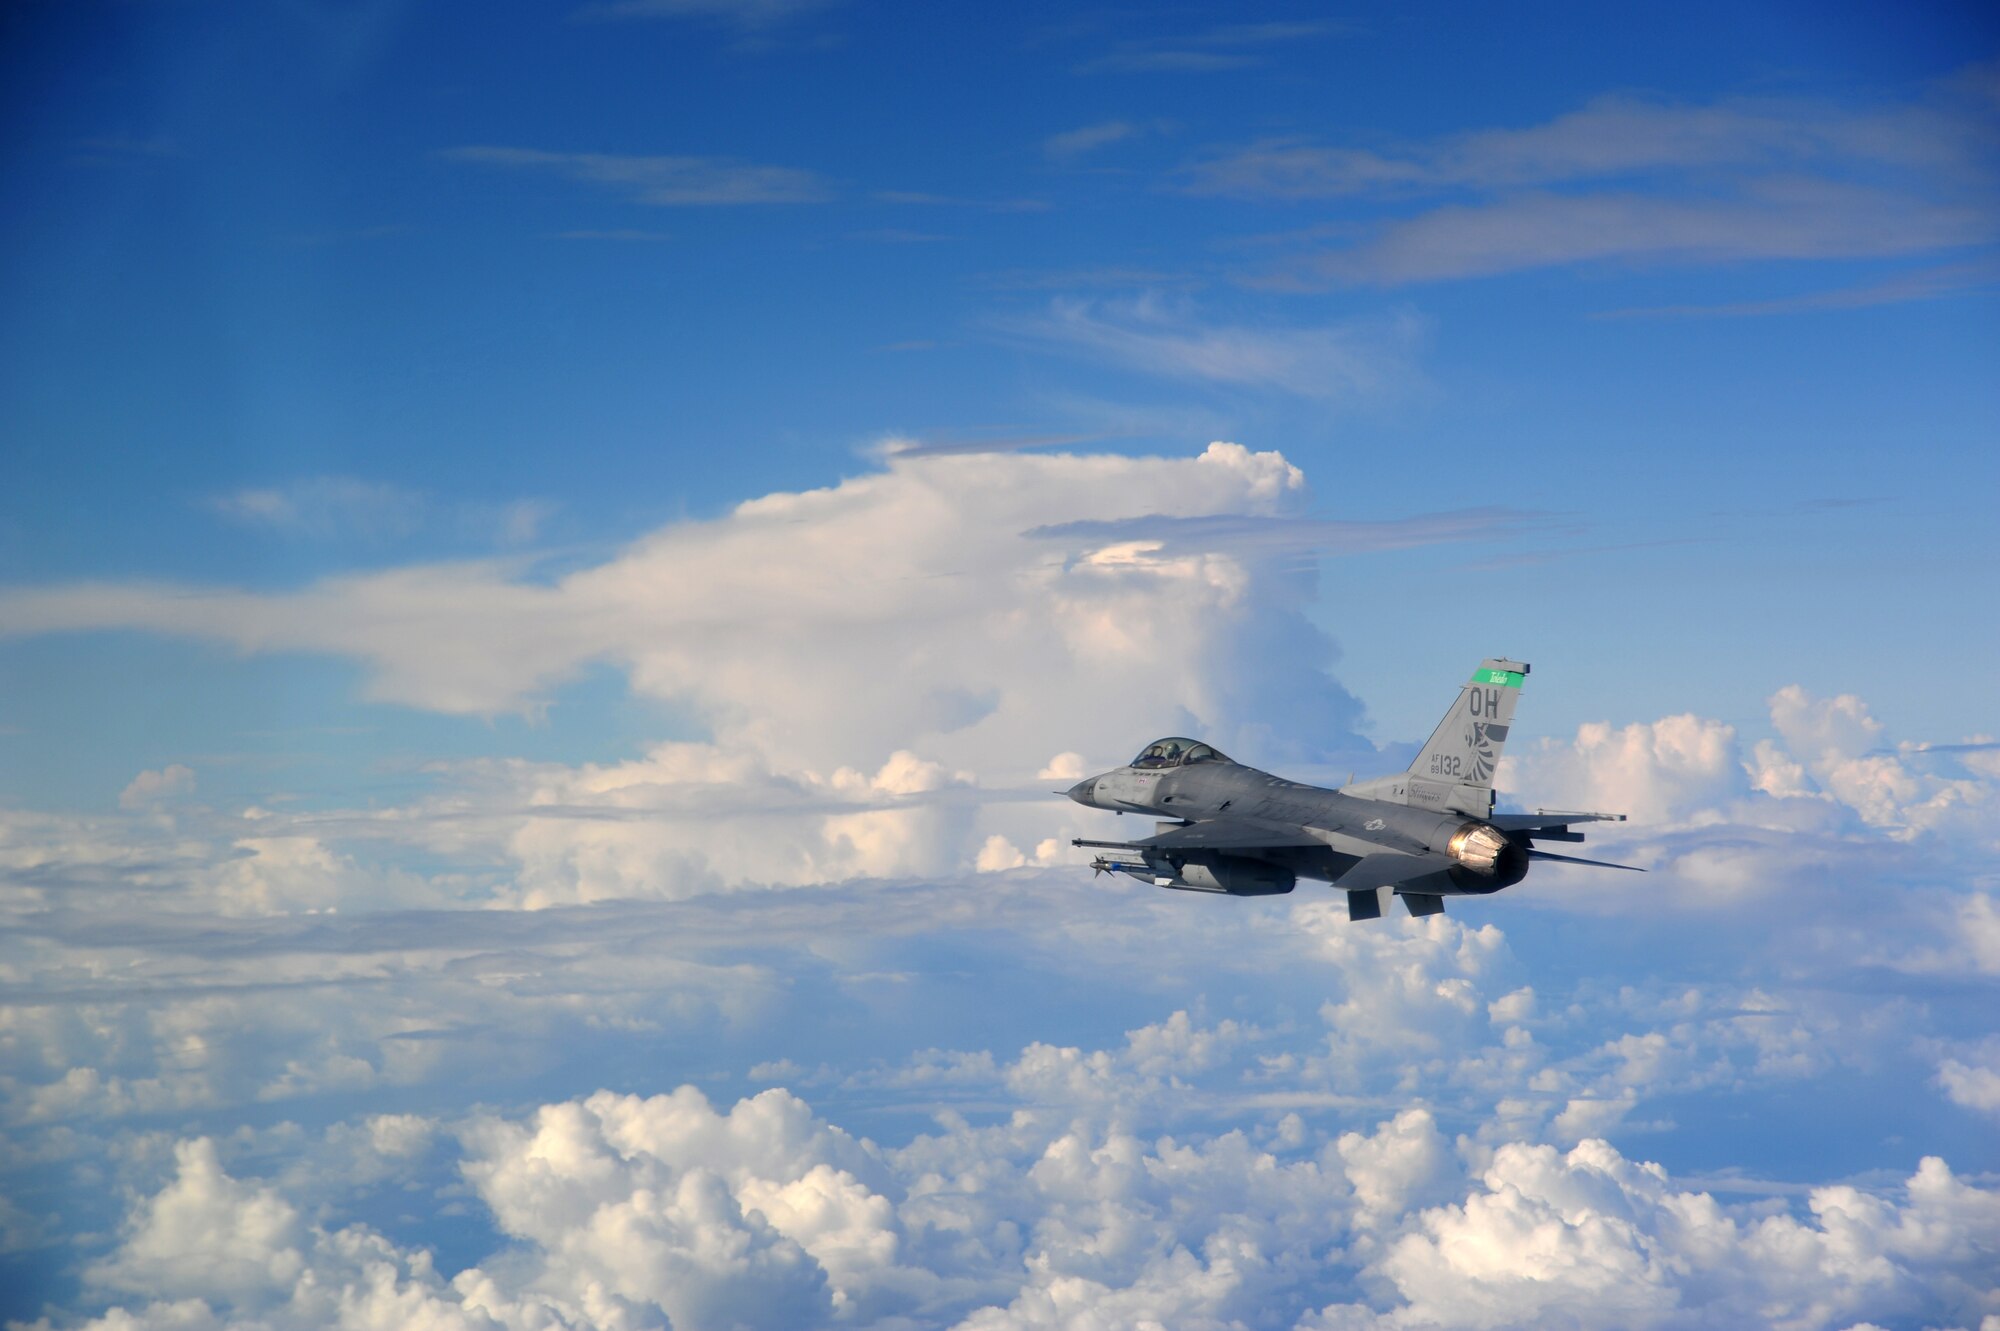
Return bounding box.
[1447,822,1510,872]
[1446,821,1529,888]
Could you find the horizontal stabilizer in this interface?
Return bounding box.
[1337,852,1449,892]
[1526,848,1645,872]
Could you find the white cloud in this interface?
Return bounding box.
[1936,1041,2000,1115]
[1300,910,1513,1086]
[1358,1141,2000,1331]
[53,1062,2000,1331]
[1036,752,1086,781]
[1502,713,1745,827]
[456,1088,870,1325]
[1503,684,2000,870]
[119,765,194,810]
[975,835,1027,872]
[89,1139,307,1308]
[1336,1107,1455,1227]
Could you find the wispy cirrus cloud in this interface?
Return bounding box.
[1027,507,1559,559]
[1312,180,1995,284]
[872,189,1050,212]
[1080,20,1343,74]
[1044,119,1138,160]
[1186,82,2000,285]
[576,0,831,28]
[557,227,674,242]
[206,476,425,541]
[205,476,552,546]
[1043,118,1168,162]
[875,430,1119,459]
[1595,254,2000,319]
[444,146,832,206]
[1185,94,1994,197]
[998,293,1425,401]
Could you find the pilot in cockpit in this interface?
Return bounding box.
[1131,738,1228,769]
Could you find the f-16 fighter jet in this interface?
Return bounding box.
[1066,659,1640,921]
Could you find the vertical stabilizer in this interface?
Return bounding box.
[1405,659,1528,815]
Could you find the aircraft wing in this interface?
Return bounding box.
[1076,817,1328,853]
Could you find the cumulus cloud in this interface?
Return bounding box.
[1504,684,1999,861]
[1936,1040,2000,1116]
[1036,752,1086,781]
[1502,713,1746,826]
[50,1047,2000,1331]
[118,765,194,810]
[1357,1143,2000,1331]
[88,1138,307,1308]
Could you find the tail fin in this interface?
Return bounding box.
[1406,659,1528,815]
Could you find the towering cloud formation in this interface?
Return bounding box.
[0,444,1410,777]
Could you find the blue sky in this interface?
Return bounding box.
[2,4,1999,1329]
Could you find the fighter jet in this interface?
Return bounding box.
[1065,659,1640,921]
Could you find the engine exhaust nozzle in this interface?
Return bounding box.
[1446,820,1529,889]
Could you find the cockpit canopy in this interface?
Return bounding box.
[1130,737,1231,769]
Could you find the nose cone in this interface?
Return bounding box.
[1066,777,1098,807]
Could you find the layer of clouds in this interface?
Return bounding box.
[6,444,1999,1329]
[41,1007,2000,1330]
[7,796,1997,1328]
[3,625,1996,1145]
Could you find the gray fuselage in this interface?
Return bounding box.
[1068,757,1521,893]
